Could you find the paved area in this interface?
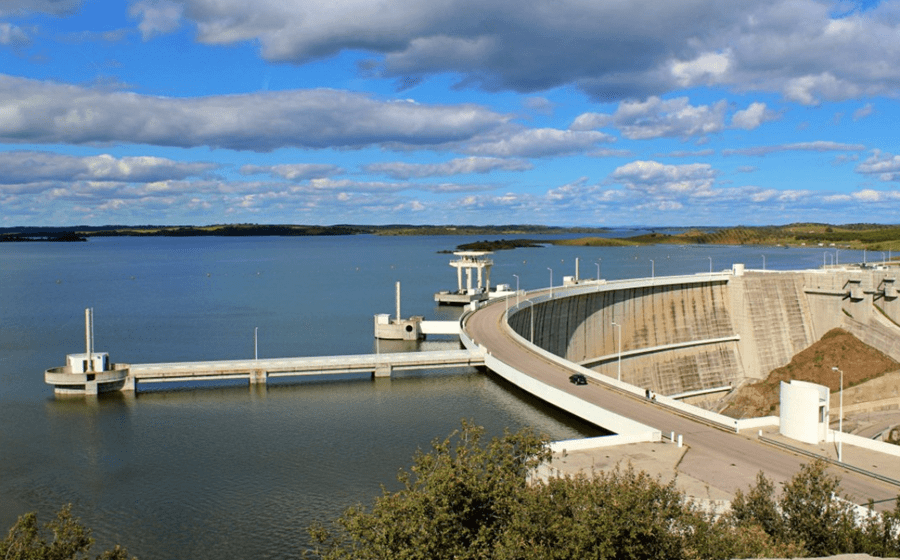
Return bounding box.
[544,431,900,511]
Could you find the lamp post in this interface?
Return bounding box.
[761,254,766,270]
[611,321,622,381]
[708,256,712,274]
[513,274,520,307]
[650,259,655,278]
[595,261,600,280]
[831,366,843,462]
[254,327,258,360]
[520,299,535,343]
[548,267,553,298]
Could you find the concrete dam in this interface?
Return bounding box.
[506,266,900,399]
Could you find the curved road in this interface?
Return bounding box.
[464,293,899,507]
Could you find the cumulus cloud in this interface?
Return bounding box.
[0,151,218,185]
[571,97,727,140]
[128,0,900,102]
[0,22,29,45]
[0,75,508,151]
[463,128,614,158]
[730,102,778,130]
[130,0,183,39]
[240,163,343,181]
[853,102,874,120]
[855,150,900,181]
[723,141,866,156]
[611,160,718,197]
[364,157,531,179]
[0,0,82,16]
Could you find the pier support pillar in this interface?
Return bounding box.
[122,374,136,392]
[249,369,267,385]
[374,364,392,378]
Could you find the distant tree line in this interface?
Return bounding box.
[308,421,900,560]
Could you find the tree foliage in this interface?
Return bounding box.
[0,505,135,560]
[729,460,900,558]
[309,423,900,560]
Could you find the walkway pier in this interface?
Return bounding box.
[46,349,485,394]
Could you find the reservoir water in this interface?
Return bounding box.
[0,235,860,559]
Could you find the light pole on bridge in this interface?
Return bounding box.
[611,321,622,382]
[548,267,553,298]
[513,274,520,307]
[832,366,844,462]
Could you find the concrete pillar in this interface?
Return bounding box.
[457,266,463,291]
[374,364,392,378]
[122,374,136,392]
[477,266,483,290]
[249,369,267,385]
[466,268,472,292]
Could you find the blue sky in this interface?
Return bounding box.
[0,0,898,227]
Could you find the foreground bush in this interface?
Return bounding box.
[309,422,900,560]
[0,505,135,560]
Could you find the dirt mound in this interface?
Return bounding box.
[721,328,899,419]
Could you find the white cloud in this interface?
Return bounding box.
[670,51,731,88]
[853,103,874,120]
[855,150,900,181]
[140,0,900,102]
[571,97,727,140]
[0,75,508,151]
[240,163,343,181]
[730,102,778,130]
[364,157,531,179]
[0,0,82,17]
[130,0,183,39]
[611,160,717,197]
[0,151,217,185]
[0,22,29,45]
[723,141,866,156]
[464,128,614,158]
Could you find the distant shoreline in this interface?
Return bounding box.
[1,223,899,251]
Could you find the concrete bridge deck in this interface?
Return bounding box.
[47,349,485,393]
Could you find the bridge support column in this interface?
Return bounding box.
[249,369,267,385]
[374,364,392,378]
[122,374,135,392]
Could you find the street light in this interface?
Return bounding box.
[831,366,844,462]
[254,327,258,360]
[761,254,766,270]
[548,267,553,298]
[708,256,712,274]
[595,260,600,281]
[611,321,622,381]
[513,274,520,307]
[650,259,655,278]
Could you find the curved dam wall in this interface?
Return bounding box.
[508,267,900,396]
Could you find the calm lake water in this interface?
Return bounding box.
[0,235,859,559]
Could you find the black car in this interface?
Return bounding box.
[569,374,587,385]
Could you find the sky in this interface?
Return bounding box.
[0,0,899,227]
